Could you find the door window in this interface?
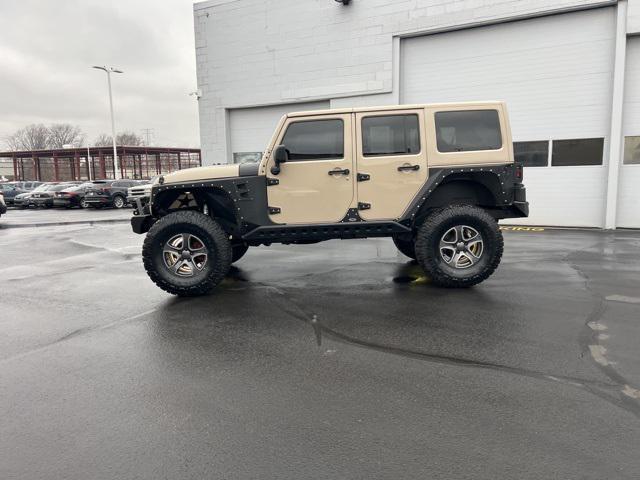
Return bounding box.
[281,119,344,160]
[361,114,420,157]
[435,110,502,152]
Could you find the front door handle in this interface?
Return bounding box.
[397,164,420,172]
[328,168,350,176]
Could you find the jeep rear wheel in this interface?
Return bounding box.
[415,205,503,288]
[392,234,416,260]
[142,211,232,296]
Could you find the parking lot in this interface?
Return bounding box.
[1,211,640,479]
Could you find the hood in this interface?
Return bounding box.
[159,164,240,185]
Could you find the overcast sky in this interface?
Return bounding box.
[0,0,202,148]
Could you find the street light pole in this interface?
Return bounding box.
[92,66,123,180]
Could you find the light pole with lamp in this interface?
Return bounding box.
[92,66,123,180]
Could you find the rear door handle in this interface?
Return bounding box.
[397,164,420,172]
[328,168,350,176]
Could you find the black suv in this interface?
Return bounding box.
[84,179,141,209]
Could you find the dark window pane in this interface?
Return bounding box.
[624,136,640,165]
[514,141,549,167]
[282,119,344,160]
[435,110,502,152]
[551,138,603,166]
[362,114,420,156]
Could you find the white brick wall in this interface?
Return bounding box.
[194,0,613,164]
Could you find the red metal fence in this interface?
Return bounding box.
[0,146,201,182]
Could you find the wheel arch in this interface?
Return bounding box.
[153,187,240,234]
[412,172,502,227]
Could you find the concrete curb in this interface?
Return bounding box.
[0,218,130,230]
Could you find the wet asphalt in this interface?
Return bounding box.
[1,212,640,479]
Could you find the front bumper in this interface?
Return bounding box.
[31,197,53,207]
[131,214,154,234]
[53,198,75,207]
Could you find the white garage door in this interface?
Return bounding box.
[229,101,329,163]
[401,7,615,227]
[618,37,640,228]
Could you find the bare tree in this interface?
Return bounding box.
[4,124,50,151]
[93,133,113,147]
[93,131,144,147]
[47,123,85,148]
[116,131,144,146]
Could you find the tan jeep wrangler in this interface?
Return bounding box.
[131,102,528,296]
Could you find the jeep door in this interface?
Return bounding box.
[266,113,354,224]
[354,109,428,220]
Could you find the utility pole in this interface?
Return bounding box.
[141,128,154,147]
[92,66,123,180]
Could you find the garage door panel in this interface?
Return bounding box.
[618,37,640,228]
[401,7,614,227]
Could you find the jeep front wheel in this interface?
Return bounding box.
[142,211,232,296]
[415,205,503,288]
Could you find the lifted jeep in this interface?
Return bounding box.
[131,102,528,296]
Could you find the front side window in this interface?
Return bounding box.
[551,138,603,166]
[281,119,344,161]
[623,136,640,165]
[362,114,420,157]
[514,141,549,167]
[233,152,262,164]
[435,110,502,153]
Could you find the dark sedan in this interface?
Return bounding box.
[0,183,26,206]
[30,184,77,208]
[53,183,95,209]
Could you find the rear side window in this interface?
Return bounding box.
[435,110,502,152]
[282,119,344,160]
[362,114,420,157]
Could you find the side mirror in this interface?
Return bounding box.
[271,145,288,175]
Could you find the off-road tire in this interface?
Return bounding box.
[231,242,249,263]
[142,210,232,296]
[415,205,503,288]
[392,234,416,260]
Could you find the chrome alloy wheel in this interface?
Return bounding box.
[439,225,484,269]
[163,233,208,277]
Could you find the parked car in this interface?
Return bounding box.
[84,179,142,209]
[0,191,6,218]
[11,181,44,191]
[0,183,26,206]
[127,182,154,214]
[30,183,77,208]
[53,182,95,209]
[14,183,56,208]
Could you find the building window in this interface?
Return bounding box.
[434,110,502,153]
[551,138,604,166]
[281,119,344,161]
[514,141,549,167]
[362,114,420,157]
[233,152,262,164]
[623,136,640,165]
